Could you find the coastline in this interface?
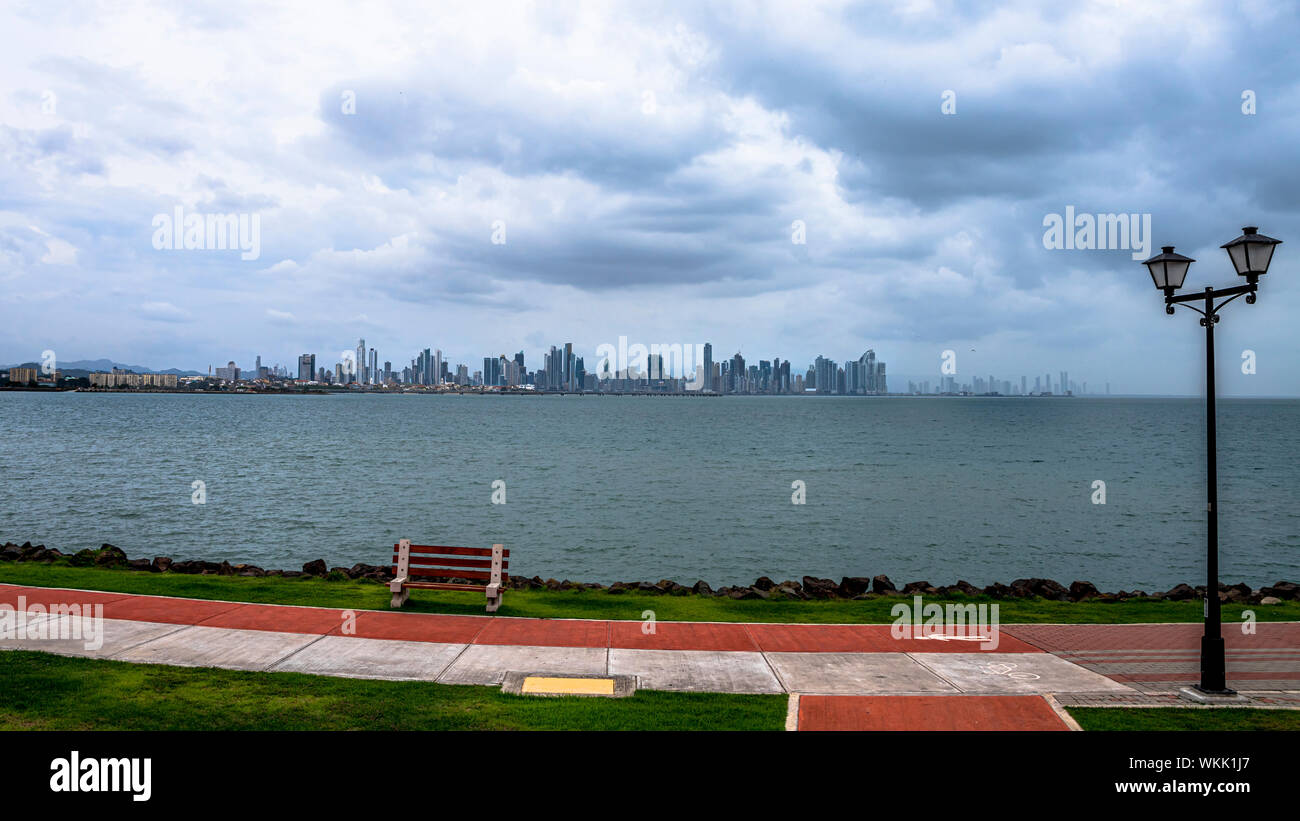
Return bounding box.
[4,541,1295,605]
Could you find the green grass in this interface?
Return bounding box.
[0,650,785,731]
[1068,707,1300,731]
[3,562,1298,624]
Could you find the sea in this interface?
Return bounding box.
[1,391,1296,591]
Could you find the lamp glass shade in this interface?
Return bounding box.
[1221,227,1281,277]
[1142,246,1193,291]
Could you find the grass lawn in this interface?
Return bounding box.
[1068,707,1300,731]
[3,563,1297,624]
[0,650,786,731]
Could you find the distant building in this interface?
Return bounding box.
[297,353,315,381]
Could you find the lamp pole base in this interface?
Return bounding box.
[1179,686,1246,705]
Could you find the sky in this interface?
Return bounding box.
[2,0,1298,394]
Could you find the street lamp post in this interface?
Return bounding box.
[1141,227,1281,696]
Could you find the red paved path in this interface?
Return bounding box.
[0,584,1040,653]
[797,695,1070,731]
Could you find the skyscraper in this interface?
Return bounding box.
[356,339,367,385]
[297,353,315,381]
[703,343,713,392]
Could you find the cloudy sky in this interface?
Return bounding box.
[2,0,1297,394]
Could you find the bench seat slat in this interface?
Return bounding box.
[391,554,508,570]
[395,544,511,558]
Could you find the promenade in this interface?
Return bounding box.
[4,583,1297,730]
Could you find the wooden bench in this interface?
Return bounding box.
[389,539,508,612]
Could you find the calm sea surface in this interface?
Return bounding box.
[1,392,1296,590]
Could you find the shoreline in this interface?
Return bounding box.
[4,541,1296,605]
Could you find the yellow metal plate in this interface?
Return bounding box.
[521,676,616,695]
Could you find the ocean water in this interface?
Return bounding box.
[0,391,1296,591]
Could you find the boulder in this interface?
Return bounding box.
[236,565,267,577]
[838,577,872,597]
[94,544,128,567]
[1009,578,1069,601]
[775,581,806,600]
[69,549,97,567]
[901,581,937,596]
[872,574,897,594]
[217,561,235,576]
[752,576,777,592]
[152,557,173,573]
[634,581,661,595]
[1261,581,1299,601]
[607,581,630,594]
[1068,581,1100,601]
[1260,596,1282,605]
[301,559,328,577]
[691,580,713,596]
[950,580,981,597]
[983,582,1012,598]
[1162,583,1197,601]
[0,544,21,561]
[127,558,155,572]
[801,576,838,599]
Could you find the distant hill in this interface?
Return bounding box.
[6,358,204,377]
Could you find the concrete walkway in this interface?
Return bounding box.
[4,583,1297,729]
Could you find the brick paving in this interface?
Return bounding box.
[1003,623,1300,694]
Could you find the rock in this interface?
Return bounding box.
[608,581,630,594]
[634,581,661,595]
[280,570,303,578]
[950,580,981,597]
[127,558,155,572]
[837,577,872,597]
[301,559,328,577]
[872,574,897,594]
[69,549,97,567]
[235,565,267,577]
[691,580,713,596]
[152,557,173,573]
[94,544,128,567]
[1261,581,1299,601]
[31,548,63,563]
[1069,581,1100,601]
[1009,578,1069,601]
[983,583,1011,598]
[217,561,235,576]
[801,576,838,599]
[775,581,806,600]
[1162,583,1197,601]
[901,581,937,596]
[752,576,777,592]
[1260,596,1282,605]
[728,587,762,600]
[655,579,685,595]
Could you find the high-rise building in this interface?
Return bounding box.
[297,353,315,381]
[703,343,713,392]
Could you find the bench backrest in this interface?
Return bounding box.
[392,540,509,585]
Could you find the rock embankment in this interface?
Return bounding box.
[2,541,1296,604]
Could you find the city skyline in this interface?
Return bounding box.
[3,3,1297,396]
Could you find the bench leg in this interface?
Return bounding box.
[485,588,502,613]
[390,588,409,608]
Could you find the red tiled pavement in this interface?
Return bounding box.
[473,617,611,648]
[798,694,1070,731]
[102,595,243,625]
[745,623,1040,653]
[609,620,757,651]
[0,585,132,609]
[1003,622,1300,652]
[347,610,488,644]
[194,603,348,635]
